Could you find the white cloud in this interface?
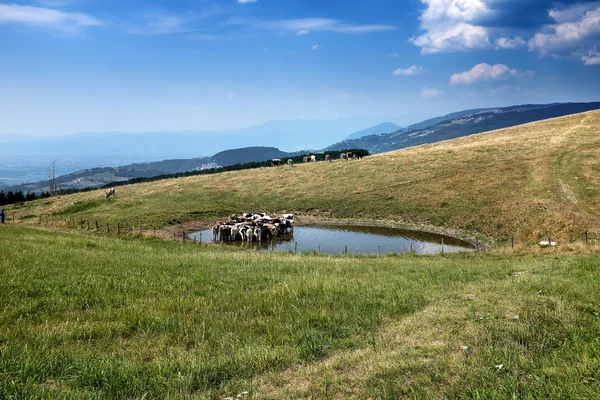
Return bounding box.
[260,17,396,34]
[411,22,490,54]
[528,3,600,63]
[388,53,400,58]
[529,9,600,51]
[450,63,517,85]
[419,0,493,23]
[421,87,442,98]
[0,3,102,28]
[411,0,494,54]
[312,44,320,51]
[495,36,526,50]
[296,29,309,35]
[237,0,258,3]
[582,47,600,65]
[393,65,423,76]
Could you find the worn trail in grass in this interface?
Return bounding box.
[1,225,599,398]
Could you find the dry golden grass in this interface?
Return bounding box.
[8,110,600,245]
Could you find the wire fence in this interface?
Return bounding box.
[2,212,598,254]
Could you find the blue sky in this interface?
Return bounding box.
[1,0,599,136]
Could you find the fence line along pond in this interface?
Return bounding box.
[189,224,475,255]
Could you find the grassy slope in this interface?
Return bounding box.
[7,110,600,244]
[1,225,599,399]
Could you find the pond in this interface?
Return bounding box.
[188,225,475,255]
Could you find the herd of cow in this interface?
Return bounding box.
[211,213,295,242]
[270,151,363,167]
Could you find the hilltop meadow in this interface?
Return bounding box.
[1,111,600,398]
[6,110,600,246]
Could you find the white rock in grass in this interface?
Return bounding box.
[495,364,504,370]
[461,345,469,351]
[512,315,519,320]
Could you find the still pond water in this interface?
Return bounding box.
[189,225,474,255]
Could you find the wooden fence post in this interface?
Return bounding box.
[117,222,120,234]
[107,222,110,233]
[441,238,444,253]
[585,231,588,245]
[511,236,514,249]
[95,220,99,230]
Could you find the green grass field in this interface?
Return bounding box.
[1,225,599,398]
[2,111,600,398]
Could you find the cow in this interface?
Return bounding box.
[263,223,278,238]
[325,154,331,162]
[212,223,221,241]
[340,153,348,160]
[309,155,317,162]
[271,159,283,167]
[303,156,309,163]
[288,159,293,167]
[219,225,232,242]
[106,188,116,199]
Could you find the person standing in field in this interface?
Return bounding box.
[0,210,4,224]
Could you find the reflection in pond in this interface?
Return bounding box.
[189,225,474,255]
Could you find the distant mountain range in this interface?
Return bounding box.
[0,116,398,187]
[325,102,600,154]
[0,117,393,160]
[1,147,304,193]
[3,102,600,194]
[345,122,401,140]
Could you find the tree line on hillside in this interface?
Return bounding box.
[0,149,369,207]
[0,190,53,206]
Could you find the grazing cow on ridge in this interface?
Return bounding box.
[288,159,293,167]
[106,188,116,199]
[271,159,283,167]
[325,154,331,162]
